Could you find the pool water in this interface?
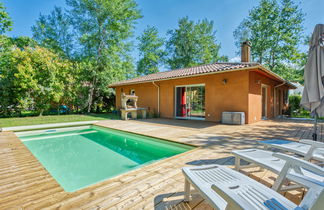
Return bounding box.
[17,126,194,192]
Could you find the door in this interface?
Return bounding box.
[261,85,267,118]
[175,85,205,119]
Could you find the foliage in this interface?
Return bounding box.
[166,17,228,69]
[288,94,309,117]
[233,0,305,82]
[30,0,142,113]
[0,46,75,116]
[0,2,12,34]
[0,34,11,52]
[32,7,74,58]
[0,38,20,116]
[137,26,165,75]
[66,0,141,112]
[9,36,38,49]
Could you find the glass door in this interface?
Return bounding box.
[175,85,205,119]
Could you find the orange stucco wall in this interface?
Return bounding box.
[115,70,250,123]
[114,69,291,124]
[115,82,158,114]
[248,71,290,124]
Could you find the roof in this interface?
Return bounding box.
[109,62,296,88]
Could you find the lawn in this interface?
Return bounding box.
[0,113,120,128]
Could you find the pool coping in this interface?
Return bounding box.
[8,121,199,148]
[1,121,98,132]
[94,123,200,148]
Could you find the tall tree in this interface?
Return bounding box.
[32,7,74,58]
[234,0,305,79]
[0,2,12,34]
[166,17,227,69]
[137,26,165,75]
[66,0,141,112]
[0,46,74,116]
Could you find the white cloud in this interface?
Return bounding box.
[229,56,241,62]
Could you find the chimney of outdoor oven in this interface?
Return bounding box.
[241,41,251,62]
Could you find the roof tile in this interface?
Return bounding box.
[110,62,259,86]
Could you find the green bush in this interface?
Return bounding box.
[288,94,310,117]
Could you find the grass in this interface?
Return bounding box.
[0,113,120,128]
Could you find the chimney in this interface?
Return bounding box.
[241,41,251,62]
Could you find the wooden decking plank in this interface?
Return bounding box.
[117,175,185,209]
[88,165,189,208]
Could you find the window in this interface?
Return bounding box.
[175,84,205,119]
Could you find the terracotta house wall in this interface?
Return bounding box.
[247,71,291,123]
[157,71,249,122]
[115,83,158,114]
[115,70,250,123]
[114,69,291,124]
[274,86,289,116]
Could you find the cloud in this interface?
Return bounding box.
[229,56,241,62]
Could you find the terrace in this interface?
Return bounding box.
[0,118,321,209]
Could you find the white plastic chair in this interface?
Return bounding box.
[182,164,324,210]
[232,149,324,192]
[259,139,324,162]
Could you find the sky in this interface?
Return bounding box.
[3,0,324,61]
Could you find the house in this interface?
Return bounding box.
[109,42,296,124]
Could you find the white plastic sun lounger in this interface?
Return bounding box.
[182,164,324,210]
[259,139,324,162]
[232,149,324,192]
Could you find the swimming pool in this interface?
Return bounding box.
[16,126,194,192]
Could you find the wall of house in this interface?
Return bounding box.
[159,71,250,122]
[115,70,250,123]
[115,82,158,115]
[247,71,290,124]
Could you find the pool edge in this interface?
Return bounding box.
[1,121,98,132]
[94,123,200,148]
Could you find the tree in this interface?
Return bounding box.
[0,40,20,116]
[0,2,12,34]
[233,0,305,80]
[66,0,141,112]
[31,7,74,58]
[166,17,228,69]
[137,26,165,75]
[0,46,74,116]
[9,36,38,49]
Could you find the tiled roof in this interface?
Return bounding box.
[109,62,296,88]
[110,62,259,87]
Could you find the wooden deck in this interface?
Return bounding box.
[0,118,320,209]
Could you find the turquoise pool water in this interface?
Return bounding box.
[17,126,194,192]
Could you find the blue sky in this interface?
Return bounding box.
[3,0,324,61]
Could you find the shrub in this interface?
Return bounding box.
[288,94,310,117]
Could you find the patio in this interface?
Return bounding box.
[0,118,321,209]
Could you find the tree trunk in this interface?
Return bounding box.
[87,86,94,113]
[87,78,96,113]
[39,109,44,116]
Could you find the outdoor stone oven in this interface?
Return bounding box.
[120,93,146,120]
